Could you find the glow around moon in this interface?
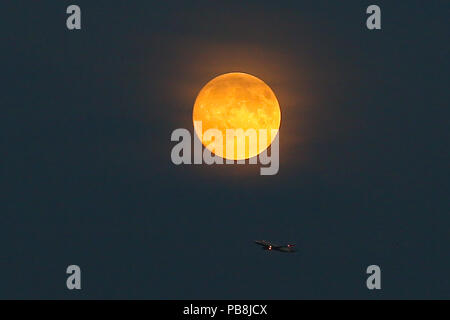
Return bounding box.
[192,72,281,160]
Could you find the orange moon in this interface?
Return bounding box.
[192,72,281,160]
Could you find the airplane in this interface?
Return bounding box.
[254,240,297,253]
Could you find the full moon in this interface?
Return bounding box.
[193,72,281,160]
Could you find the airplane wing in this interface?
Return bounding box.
[254,240,280,248]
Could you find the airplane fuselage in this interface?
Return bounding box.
[254,240,296,253]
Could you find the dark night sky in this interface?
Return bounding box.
[2,1,449,299]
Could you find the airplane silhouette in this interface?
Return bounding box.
[254,240,296,253]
